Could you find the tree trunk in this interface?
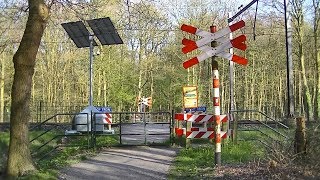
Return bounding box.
[299,36,313,121]
[0,52,4,123]
[292,0,312,120]
[314,2,320,121]
[6,0,49,178]
[150,62,154,111]
[316,50,320,121]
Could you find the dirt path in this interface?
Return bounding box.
[58,146,178,180]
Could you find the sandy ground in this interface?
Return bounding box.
[58,146,178,180]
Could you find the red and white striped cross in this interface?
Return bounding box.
[181,20,248,69]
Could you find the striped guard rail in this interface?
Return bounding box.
[186,127,229,139]
[175,113,229,123]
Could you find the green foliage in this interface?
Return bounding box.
[18,170,57,180]
[0,132,10,173]
[29,130,61,147]
[222,141,265,163]
[169,141,265,179]
[95,135,120,147]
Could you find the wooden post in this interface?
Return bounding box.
[295,117,306,154]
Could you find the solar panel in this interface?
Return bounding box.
[61,21,98,48]
[87,18,123,45]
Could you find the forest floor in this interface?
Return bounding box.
[168,161,320,179]
[212,162,320,180]
[56,146,320,180]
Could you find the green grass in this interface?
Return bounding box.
[169,141,265,179]
[95,135,120,147]
[168,127,291,179]
[0,131,10,174]
[237,127,292,140]
[0,130,119,179]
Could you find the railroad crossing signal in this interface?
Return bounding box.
[181,20,248,69]
[139,97,152,107]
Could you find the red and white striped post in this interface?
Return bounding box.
[211,25,221,166]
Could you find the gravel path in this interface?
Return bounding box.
[58,146,178,180]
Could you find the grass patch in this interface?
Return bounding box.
[237,127,291,141]
[1,130,119,179]
[0,131,10,174]
[169,141,265,179]
[95,135,120,147]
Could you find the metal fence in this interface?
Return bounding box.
[29,111,173,160]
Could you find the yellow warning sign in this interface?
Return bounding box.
[183,86,198,108]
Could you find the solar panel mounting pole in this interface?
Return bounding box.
[89,35,94,106]
[62,18,123,107]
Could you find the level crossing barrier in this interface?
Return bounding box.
[174,113,231,146]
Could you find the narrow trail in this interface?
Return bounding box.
[58,146,178,180]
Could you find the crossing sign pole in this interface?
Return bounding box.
[210,26,221,166]
[181,20,247,166]
[181,20,247,69]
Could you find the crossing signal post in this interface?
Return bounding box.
[146,97,152,107]
[180,20,247,166]
[181,20,247,68]
[138,97,152,112]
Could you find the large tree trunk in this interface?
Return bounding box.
[6,0,49,178]
[0,52,4,123]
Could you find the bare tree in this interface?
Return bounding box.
[312,0,320,121]
[291,0,313,121]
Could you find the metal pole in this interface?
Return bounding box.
[171,109,174,145]
[211,25,221,166]
[229,12,235,117]
[90,111,94,148]
[89,35,94,106]
[284,0,294,117]
[87,113,90,148]
[119,113,122,145]
[143,104,147,145]
[228,0,259,23]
